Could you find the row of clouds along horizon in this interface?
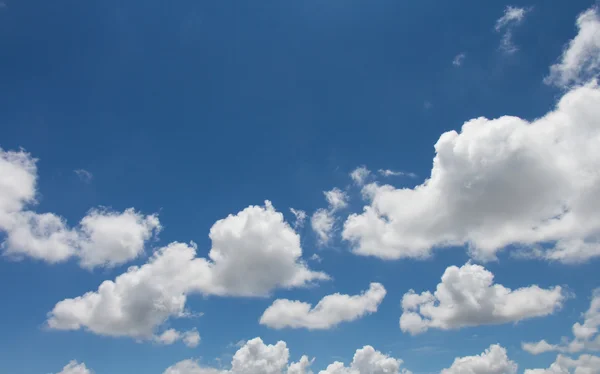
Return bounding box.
[3,5,600,374]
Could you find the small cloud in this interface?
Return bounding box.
[423,101,433,110]
[309,253,322,263]
[74,169,93,183]
[453,53,466,67]
[378,169,417,178]
[324,187,348,212]
[495,6,531,54]
[290,208,307,229]
[350,166,371,186]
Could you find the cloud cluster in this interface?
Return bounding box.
[524,354,600,374]
[399,263,564,335]
[523,289,600,355]
[546,7,600,87]
[319,345,412,374]
[47,202,328,341]
[441,344,517,374]
[0,149,161,268]
[260,283,386,330]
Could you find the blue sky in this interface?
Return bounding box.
[1,1,600,373]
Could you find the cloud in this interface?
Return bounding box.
[453,53,466,67]
[399,263,564,335]
[441,344,517,374]
[524,354,600,374]
[324,188,348,212]
[377,169,417,178]
[319,345,412,374]
[546,7,600,88]
[74,169,93,183]
[523,289,600,355]
[343,81,600,263]
[350,166,371,186]
[56,360,93,374]
[260,282,386,330]
[290,208,307,229]
[311,209,335,246]
[495,6,530,53]
[47,202,328,341]
[0,148,161,268]
[154,328,200,348]
[163,337,313,374]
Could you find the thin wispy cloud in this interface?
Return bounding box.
[74,169,93,183]
[495,6,532,54]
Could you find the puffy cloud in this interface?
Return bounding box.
[343,81,600,263]
[290,208,307,229]
[524,354,600,374]
[546,8,600,88]
[441,344,517,374]
[399,263,564,335]
[495,6,530,53]
[523,289,600,355]
[350,167,371,186]
[56,360,93,374]
[319,345,412,374]
[0,148,160,268]
[154,328,200,347]
[324,188,348,212]
[183,328,201,348]
[47,202,328,340]
[311,209,335,245]
[163,338,311,374]
[260,283,386,330]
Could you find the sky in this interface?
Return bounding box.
[1,1,600,373]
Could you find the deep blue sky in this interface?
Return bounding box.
[1,1,599,373]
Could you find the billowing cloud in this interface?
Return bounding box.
[260,283,386,330]
[441,344,517,374]
[495,6,530,53]
[546,7,600,87]
[47,202,328,340]
[399,263,564,335]
[343,80,600,263]
[319,345,412,374]
[0,148,160,268]
[163,337,313,374]
[56,360,93,374]
[523,289,600,355]
[524,354,600,374]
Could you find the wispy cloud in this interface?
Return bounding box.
[495,6,531,54]
[452,52,466,66]
[74,169,93,183]
[378,169,417,178]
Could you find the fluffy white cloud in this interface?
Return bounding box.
[311,209,335,245]
[399,263,564,335]
[324,188,348,212]
[260,283,386,330]
[154,328,200,347]
[163,338,312,374]
[441,345,517,374]
[183,328,201,348]
[290,208,307,229]
[47,202,328,340]
[546,7,600,87]
[319,345,412,374]
[495,6,530,53]
[524,354,600,374]
[523,289,600,355]
[0,148,160,268]
[56,360,93,374]
[350,166,371,186]
[343,80,600,263]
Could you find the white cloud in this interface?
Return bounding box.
[290,208,307,229]
[56,360,93,374]
[453,53,466,67]
[399,263,564,335]
[524,354,600,374]
[260,282,386,330]
[163,337,311,374]
[324,188,348,212]
[74,169,93,183]
[350,166,371,186]
[47,202,328,341]
[311,209,335,246]
[343,81,600,263]
[441,344,517,374]
[319,345,412,374]
[0,148,160,268]
[495,6,530,53]
[154,328,200,347]
[183,328,201,348]
[377,169,417,178]
[523,289,600,355]
[546,7,600,88]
